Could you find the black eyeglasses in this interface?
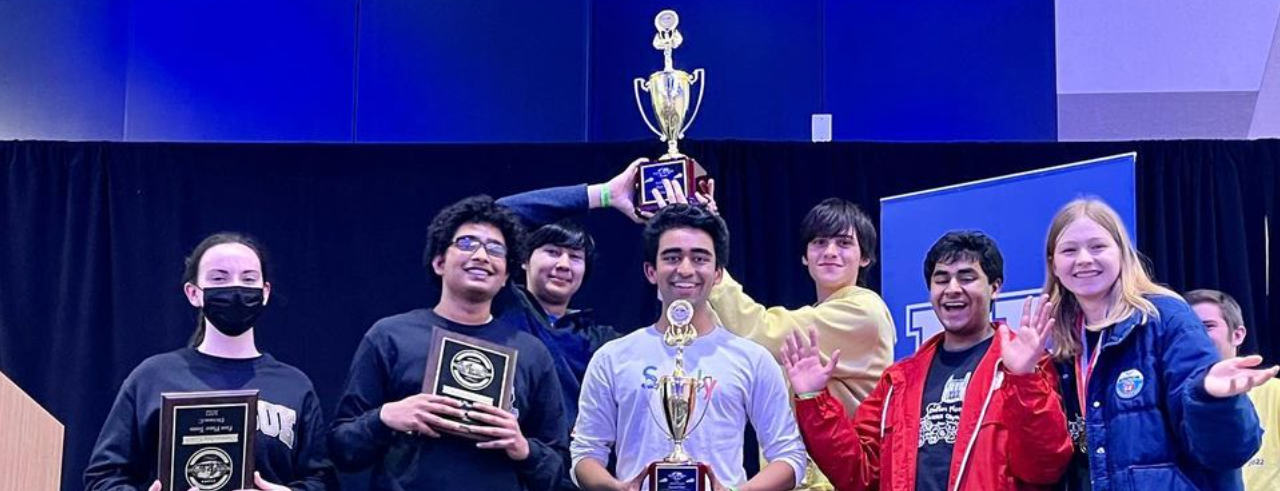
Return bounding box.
[453,235,508,259]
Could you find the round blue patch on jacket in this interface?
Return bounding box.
[1115,369,1145,399]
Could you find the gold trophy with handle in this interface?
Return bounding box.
[633,10,710,215]
[645,299,712,491]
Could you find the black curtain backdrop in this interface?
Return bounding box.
[1,139,1276,491]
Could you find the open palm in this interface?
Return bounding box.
[999,295,1055,375]
[781,326,841,394]
[1204,355,1280,398]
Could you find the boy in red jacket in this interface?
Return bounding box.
[782,231,1072,491]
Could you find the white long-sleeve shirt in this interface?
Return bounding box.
[570,325,807,488]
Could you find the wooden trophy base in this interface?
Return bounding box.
[635,157,710,215]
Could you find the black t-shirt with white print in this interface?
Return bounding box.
[916,336,993,491]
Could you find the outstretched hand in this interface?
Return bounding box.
[780,326,841,394]
[1204,355,1280,398]
[999,295,1055,375]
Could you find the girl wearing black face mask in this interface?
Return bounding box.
[85,232,338,491]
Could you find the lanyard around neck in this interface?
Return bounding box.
[1074,315,1105,418]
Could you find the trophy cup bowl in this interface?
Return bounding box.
[647,373,711,491]
[634,68,705,160]
[658,374,698,463]
[648,70,692,148]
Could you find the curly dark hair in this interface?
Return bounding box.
[422,195,526,284]
[642,204,729,268]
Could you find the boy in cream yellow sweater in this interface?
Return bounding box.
[708,198,895,491]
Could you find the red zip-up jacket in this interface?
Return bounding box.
[794,328,1072,491]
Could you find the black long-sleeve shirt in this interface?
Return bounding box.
[327,308,567,491]
[84,347,338,491]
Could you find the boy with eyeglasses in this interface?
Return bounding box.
[329,196,568,491]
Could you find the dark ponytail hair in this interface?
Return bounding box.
[184,232,272,346]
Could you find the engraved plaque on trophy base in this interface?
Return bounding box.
[635,157,710,214]
[647,461,709,491]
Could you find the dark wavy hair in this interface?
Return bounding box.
[922,230,1004,287]
[422,195,526,285]
[642,204,729,268]
[800,198,878,284]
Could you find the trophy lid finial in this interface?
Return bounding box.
[652,10,683,53]
[663,299,697,347]
[666,299,694,327]
[655,10,680,32]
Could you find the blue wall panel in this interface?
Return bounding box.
[0,0,1062,143]
[122,0,356,142]
[825,0,1058,141]
[0,0,129,140]
[589,0,823,144]
[353,0,589,142]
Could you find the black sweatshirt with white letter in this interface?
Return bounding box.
[84,347,337,491]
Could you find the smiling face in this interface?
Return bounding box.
[525,243,586,307]
[644,227,723,308]
[432,222,509,302]
[1051,217,1121,305]
[929,257,999,336]
[802,227,870,293]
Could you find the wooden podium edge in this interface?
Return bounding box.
[0,370,66,491]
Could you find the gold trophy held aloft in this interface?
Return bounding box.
[633,10,711,215]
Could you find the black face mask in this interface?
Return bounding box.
[201,286,266,337]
